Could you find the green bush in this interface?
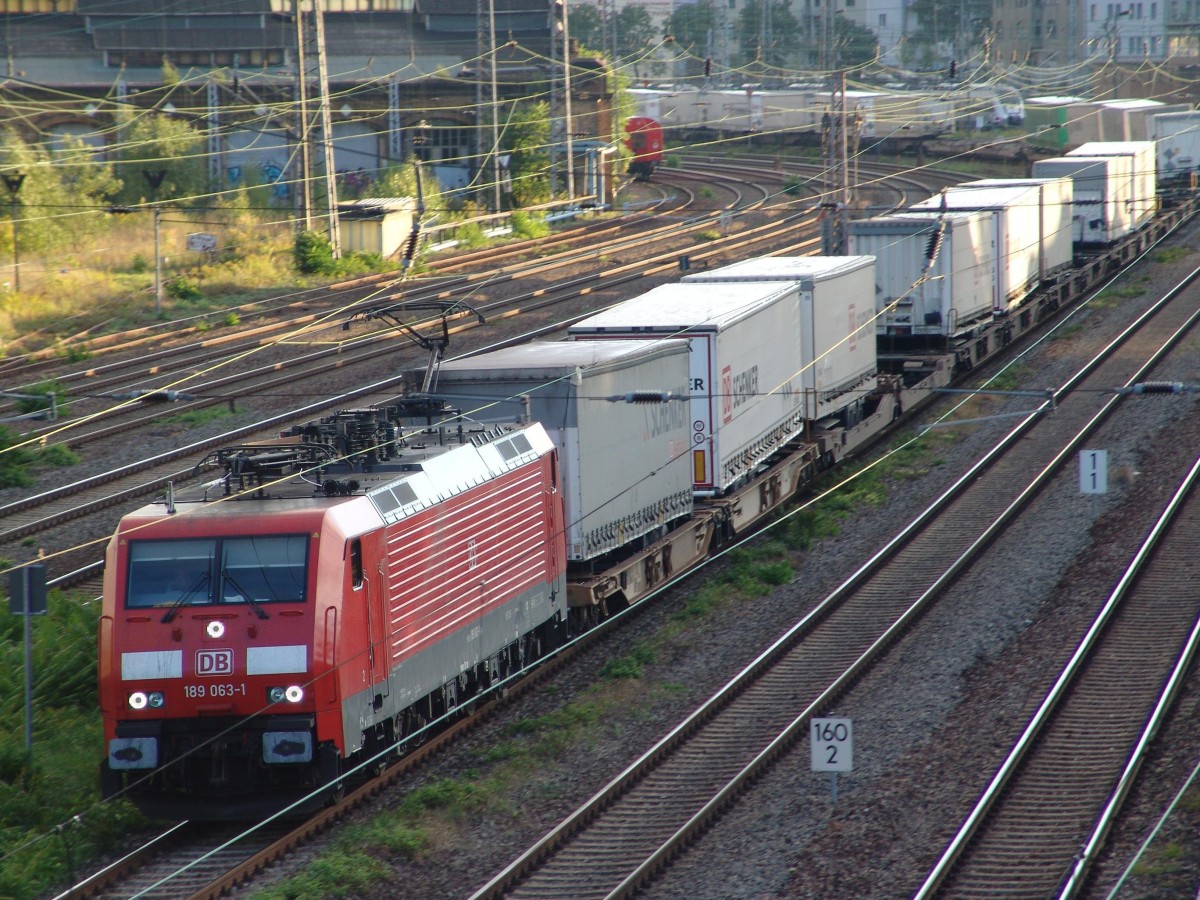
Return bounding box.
[165,276,203,302]
[456,222,487,249]
[510,210,549,239]
[294,230,336,274]
[13,380,64,416]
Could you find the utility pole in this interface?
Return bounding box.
[489,0,502,212]
[295,0,339,255]
[551,0,575,203]
[293,0,313,231]
[142,168,166,316]
[820,0,836,70]
[3,171,23,294]
[478,0,502,211]
[312,0,340,257]
[821,71,857,255]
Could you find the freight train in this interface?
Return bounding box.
[626,83,962,151]
[100,139,1190,820]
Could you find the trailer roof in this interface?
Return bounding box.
[570,281,796,333]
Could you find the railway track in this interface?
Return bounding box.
[467,240,1200,898]
[917,435,1200,896]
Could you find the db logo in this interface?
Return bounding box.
[196,649,234,676]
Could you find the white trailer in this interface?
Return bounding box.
[1068,141,1157,229]
[1149,111,1200,181]
[681,256,877,421]
[428,340,694,561]
[953,177,1074,278]
[848,211,997,337]
[1031,156,1132,243]
[569,281,810,495]
[909,184,1061,312]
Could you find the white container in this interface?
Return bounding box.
[1149,111,1200,181]
[569,281,810,494]
[1100,99,1192,141]
[1032,156,1132,243]
[681,256,877,415]
[848,211,997,337]
[1069,141,1157,229]
[954,177,1074,277]
[910,184,1059,312]
[429,340,694,561]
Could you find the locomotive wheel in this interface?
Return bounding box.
[401,709,429,749]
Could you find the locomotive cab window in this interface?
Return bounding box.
[125,536,309,609]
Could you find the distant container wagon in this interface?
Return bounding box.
[1024,97,1095,151]
[423,340,694,562]
[1031,156,1133,244]
[1149,111,1200,182]
[569,281,809,495]
[1068,141,1158,229]
[909,184,1059,313]
[849,211,997,339]
[680,255,877,425]
[953,177,1075,280]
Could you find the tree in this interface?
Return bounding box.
[569,3,605,51]
[0,129,119,256]
[111,114,208,206]
[617,6,656,59]
[501,101,551,206]
[736,0,802,68]
[665,2,715,51]
[903,0,990,62]
[834,13,880,68]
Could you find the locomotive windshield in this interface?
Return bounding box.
[125,535,309,609]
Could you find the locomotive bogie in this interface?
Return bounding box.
[428,339,694,563]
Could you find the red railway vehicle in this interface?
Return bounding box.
[99,406,566,819]
[625,115,664,181]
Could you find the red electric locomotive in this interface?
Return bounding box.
[99,404,566,819]
[625,115,664,182]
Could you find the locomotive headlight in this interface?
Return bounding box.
[128,691,149,710]
[147,692,165,708]
[206,620,225,639]
[268,685,304,704]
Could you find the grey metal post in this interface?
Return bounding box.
[23,570,31,758]
[154,206,163,316]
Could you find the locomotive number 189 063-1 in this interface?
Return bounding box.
[184,683,248,698]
